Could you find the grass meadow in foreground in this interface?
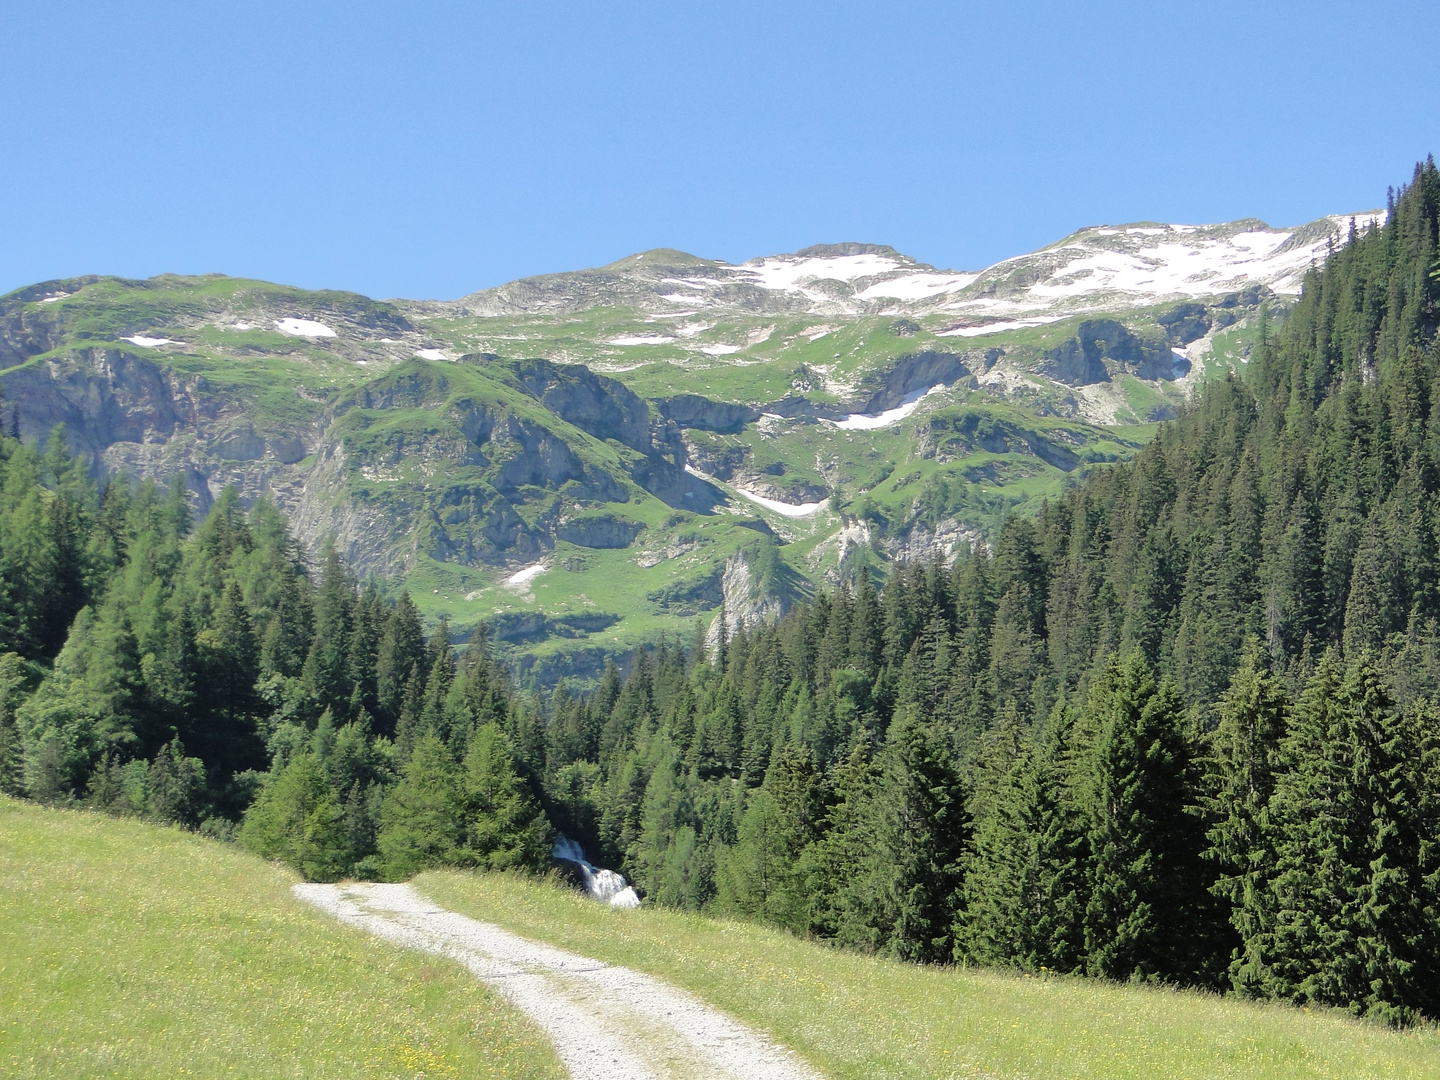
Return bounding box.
[0,798,564,1080]
[416,870,1440,1080]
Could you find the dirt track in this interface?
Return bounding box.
[293,882,823,1080]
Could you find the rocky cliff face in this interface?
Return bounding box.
[704,550,792,650]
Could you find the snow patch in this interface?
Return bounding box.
[700,343,742,355]
[609,334,674,346]
[504,563,546,586]
[274,318,337,338]
[831,385,943,430]
[122,335,177,348]
[936,318,1059,337]
[734,488,826,517]
[414,348,449,360]
[856,271,978,301]
[734,252,905,291]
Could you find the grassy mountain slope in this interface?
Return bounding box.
[0,214,1362,680]
[0,797,563,1080]
[417,869,1440,1080]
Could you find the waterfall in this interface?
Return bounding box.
[552,836,641,908]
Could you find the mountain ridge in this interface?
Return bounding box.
[447,209,1383,321]
[0,207,1385,679]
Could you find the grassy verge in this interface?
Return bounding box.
[0,798,564,1080]
[416,870,1440,1080]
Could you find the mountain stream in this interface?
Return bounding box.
[553,836,642,908]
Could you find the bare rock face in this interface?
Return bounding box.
[555,513,644,549]
[1038,320,1176,386]
[7,347,202,449]
[881,517,983,567]
[705,550,792,650]
[656,395,761,434]
[512,358,653,453]
[855,350,971,412]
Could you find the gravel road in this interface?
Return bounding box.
[293,882,824,1080]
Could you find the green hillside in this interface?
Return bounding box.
[0,224,1280,678]
[4,792,1436,1080]
[417,869,1440,1080]
[0,797,562,1080]
[1,164,1436,1027]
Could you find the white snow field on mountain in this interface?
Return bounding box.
[460,210,1384,323]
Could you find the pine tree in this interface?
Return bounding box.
[1080,653,1214,983]
[376,734,467,879]
[1203,643,1288,994]
[463,722,550,870]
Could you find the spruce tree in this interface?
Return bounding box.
[835,712,964,962]
[720,746,822,930]
[0,652,27,796]
[301,547,354,720]
[240,752,349,881]
[463,722,550,870]
[1080,653,1213,983]
[1257,655,1440,1021]
[960,699,1089,972]
[377,733,468,879]
[1203,643,1288,994]
[146,737,206,827]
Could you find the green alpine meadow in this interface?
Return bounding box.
[5,145,1440,1077]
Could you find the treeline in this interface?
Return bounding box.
[540,566,1440,1024]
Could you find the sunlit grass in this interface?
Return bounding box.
[0,798,564,1080]
[417,869,1440,1080]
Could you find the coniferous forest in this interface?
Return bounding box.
[3,160,1440,1023]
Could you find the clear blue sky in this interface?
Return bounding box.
[3,1,1437,300]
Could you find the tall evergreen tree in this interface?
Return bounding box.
[1203,643,1289,994]
[1253,655,1440,1021]
[1080,653,1217,983]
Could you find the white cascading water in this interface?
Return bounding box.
[552,836,641,908]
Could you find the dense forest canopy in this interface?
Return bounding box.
[2,159,1439,1023]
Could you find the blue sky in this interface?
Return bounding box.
[3,1,1437,299]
